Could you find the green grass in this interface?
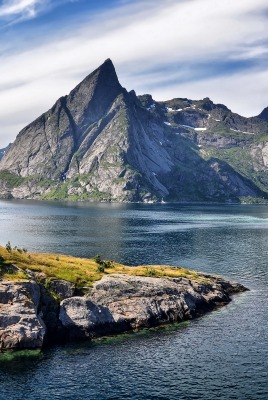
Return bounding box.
[0,245,211,286]
[0,170,26,188]
[201,146,268,195]
[255,134,268,143]
[0,349,42,362]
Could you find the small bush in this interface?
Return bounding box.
[96,264,105,273]
[145,267,157,277]
[102,260,114,269]
[94,255,114,272]
[94,255,102,265]
[5,241,12,252]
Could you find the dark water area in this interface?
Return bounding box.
[0,200,267,399]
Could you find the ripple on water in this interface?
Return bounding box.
[0,201,267,400]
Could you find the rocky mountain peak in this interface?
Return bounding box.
[66,58,123,127]
[258,106,268,122]
[1,59,268,203]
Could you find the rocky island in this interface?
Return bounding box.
[0,245,247,350]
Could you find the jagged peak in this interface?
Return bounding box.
[71,58,120,93]
[258,106,268,122]
[65,59,123,126]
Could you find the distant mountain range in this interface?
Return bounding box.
[0,144,11,161]
[1,59,268,203]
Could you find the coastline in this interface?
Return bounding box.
[0,247,248,350]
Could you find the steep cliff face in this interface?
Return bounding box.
[0,59,124,180]
[1,59,268,202]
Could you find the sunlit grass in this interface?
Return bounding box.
[0,245,209,286]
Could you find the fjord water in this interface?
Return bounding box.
[0,200,267,400]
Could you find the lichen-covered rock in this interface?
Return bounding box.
[0,271,247,347]
[59,274,246,340]
[49,279,75,301]
[0,281,46,349]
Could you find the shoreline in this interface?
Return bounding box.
[0,247,248,350]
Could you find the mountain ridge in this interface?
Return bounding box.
[1,59,268,203]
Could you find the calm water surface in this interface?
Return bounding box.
[0,200,267,399]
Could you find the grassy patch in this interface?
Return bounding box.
[0,245,210,287]
[255,134,268,143]
[0,349,42,362]
[0,170,25,188]
[202,147,268,195]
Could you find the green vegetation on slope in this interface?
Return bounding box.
[0,170,26,188]
[202,147,268,195]
[0,245,209,286]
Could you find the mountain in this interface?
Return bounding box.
[258,106,268,122]
[0,144,11,161]
[1,59,268,203]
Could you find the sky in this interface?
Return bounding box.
[0,0,268,147]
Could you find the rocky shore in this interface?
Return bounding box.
[0,272,247,350]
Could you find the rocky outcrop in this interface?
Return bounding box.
[0,273,246,349]
[258,107,268,122]
[1,59,268,202]
[0,281,46,349]
[59,274,246,341]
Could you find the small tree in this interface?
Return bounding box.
[94,255,102,265]
[5,241,12,252]
[96,264,105,273]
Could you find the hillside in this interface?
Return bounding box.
[1,59,268,202]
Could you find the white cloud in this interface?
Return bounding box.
[151,68,268,117]
[0,0,268,147]
[0,0,47,20]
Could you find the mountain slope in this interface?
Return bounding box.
[1,59,268,202]
[0,144,11,161]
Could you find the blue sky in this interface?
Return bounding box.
[0,0,268,147]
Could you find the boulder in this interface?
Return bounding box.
[0,281,46,349]
[49,279,75,301]
[59,274,246,340]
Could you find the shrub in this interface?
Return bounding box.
[94,255,102,265]
[145,267,157,277]
[94,255,114,272]
[96,264,105,273]
[5,241,12,252]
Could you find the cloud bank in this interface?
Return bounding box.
[0,0,268,147]
[0,0,49,22]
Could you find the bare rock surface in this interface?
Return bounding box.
[0,281,46,349]
[1,60,268,202]
[59,274,246,340]
[0,271,247,348]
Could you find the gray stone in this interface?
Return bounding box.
[0,281,46,349]
[59,274,247,340]
[49,279,75,301]
[0,60,268,202]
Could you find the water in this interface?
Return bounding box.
[0,200,267,399]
